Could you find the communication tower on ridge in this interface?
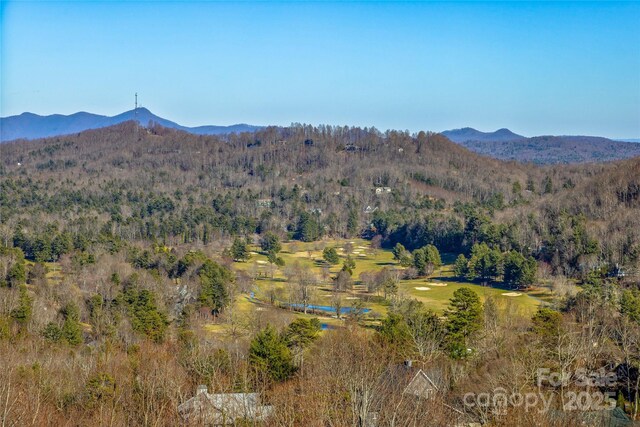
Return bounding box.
[134,93,139,139]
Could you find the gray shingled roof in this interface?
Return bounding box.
[178,387,273,425]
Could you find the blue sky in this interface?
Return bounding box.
[1,1,639,138]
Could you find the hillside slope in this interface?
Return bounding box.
[440,127,640,164]
[1,122,638,277]
[459,135,640,164]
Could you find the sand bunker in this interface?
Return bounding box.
[428,282,448,287]
[414,287,431,291]
[345,297,360,300]
[502,292,522,297]
[256,260,267,264]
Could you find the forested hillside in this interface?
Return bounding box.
[0,122,638,425]
[458,135,640,164]
[1,121,637,276]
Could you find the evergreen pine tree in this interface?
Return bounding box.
[249,325,295,382]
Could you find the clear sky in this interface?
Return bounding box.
[1,1,639,138]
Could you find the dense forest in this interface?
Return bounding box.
[0,121,638,426]
[457,135,640,164]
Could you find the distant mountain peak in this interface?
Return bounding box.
[495,128,515,134]
[441,127,525,143]
[0,108,262,142]
[447,131,640,164]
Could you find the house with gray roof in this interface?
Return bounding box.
[178,385,273,425]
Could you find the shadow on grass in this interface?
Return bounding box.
[430,276,523,292]
[255,277,287,283]
[360,322,380,332]
[526,288,554,302]
[430,275,470,284]
[313,260,333,267]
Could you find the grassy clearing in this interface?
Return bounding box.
[226,238,543,327]
[22,238,544,335]
[44,262,64,285]
[399,278,540,315]
[396,262,544,315]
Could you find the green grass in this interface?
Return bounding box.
[396,261,544,315]
[229,239,544,323]
[235,238,390,282]
[44,262,64,284]
[399,278,540,315]
[26,240,544,337]
[22,239,544,336]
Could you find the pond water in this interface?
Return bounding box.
[288,303,371,315]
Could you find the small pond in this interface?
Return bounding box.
[288,303,371,315]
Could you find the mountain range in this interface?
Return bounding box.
[441,127,640,164]
[2,108,640,164]
[441,127,526,143]
[0,108,261,142]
